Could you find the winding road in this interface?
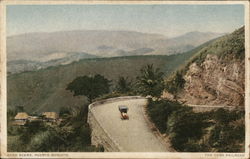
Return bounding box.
[91,98,171,152]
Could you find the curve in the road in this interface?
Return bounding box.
[88,96,171,152]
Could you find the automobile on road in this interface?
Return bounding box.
[118,105,129,120]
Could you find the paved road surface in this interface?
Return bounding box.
[91,98,169,152]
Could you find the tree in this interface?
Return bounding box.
[115,76,132,93]
[167,110,206,151]
[136,64,164,97]
[66,74,111,102]
[165,71,185,95]
[16,106,24,112]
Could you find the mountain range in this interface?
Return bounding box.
[7,30,224,73]
[7,26,244,114]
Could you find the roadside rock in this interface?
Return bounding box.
[177,54,244,107]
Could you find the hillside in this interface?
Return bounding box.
[7,50,202,113]
[8,52,98,74]
[7,30,223,62]
[165,27,245,107]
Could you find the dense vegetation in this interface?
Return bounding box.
[147,99,190,133]
[8,62,163,152]
[136,64,164,97]
[66,74,111,102]
[115,76,133,94]
[93,64,165,101]
[147,99,245,152]
[8,105,104,152]
[147,27,245,152]
[8,53,199,114]
[165,27,244,94]
[8,63,165,152]
[7,27,245,152]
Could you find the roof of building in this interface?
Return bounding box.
[42,112,59,119]
[14,112,29,120]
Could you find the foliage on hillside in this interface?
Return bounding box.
[146,99,245,152]
[66,74,111,102]
[95,64,165,99]
[136,64,164,97]
[165,71,185,95]
[6,31,228,152]
[8,53,199,113]
[147,99,190,133]
[115,76,133,94]
[188,27,244,66]
[7,105,103,152]
[165,27,245,94]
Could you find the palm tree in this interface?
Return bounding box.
[136,64,164,97]
[116,76,132,93]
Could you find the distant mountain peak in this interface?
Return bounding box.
[7,29,225,73]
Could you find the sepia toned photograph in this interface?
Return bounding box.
[0,0,249,158]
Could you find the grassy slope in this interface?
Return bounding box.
[185,27,244,68]
[7,40,216,113]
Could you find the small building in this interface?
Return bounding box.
[42,112,59,122]
[14,112,29,125]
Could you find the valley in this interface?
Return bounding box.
[8,53,198,113]
[7,27,245,153]
[4,3,246,154]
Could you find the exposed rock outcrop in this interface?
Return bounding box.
[177,54,244,106]
[164,27,245,107]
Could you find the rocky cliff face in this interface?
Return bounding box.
[164,27,245,107]
[177,54,244,106]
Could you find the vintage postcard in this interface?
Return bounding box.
[0,0,249,158]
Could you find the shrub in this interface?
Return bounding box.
[207,109,245,152]
[167,109,208,151]
[115,76,133,94]
[8,103,100,152]
[165,71,185,94]
[147,99,190,133]
[147,99,244,152]
[136,64,164,97]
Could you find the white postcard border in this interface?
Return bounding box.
[0,1,249,159]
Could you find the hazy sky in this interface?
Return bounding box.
[7,4,244,37]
